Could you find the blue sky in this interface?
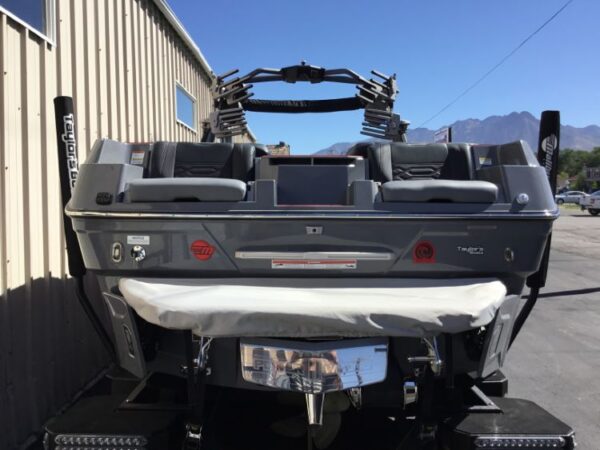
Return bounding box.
[169,0,599,153]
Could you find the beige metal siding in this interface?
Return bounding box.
[0,1,219,448]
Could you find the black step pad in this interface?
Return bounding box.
[44,395,182,450]
[444,396,576,449]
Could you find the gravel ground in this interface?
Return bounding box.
[550,205,600,259]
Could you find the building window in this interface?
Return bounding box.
[0,0,55,41]
[176,84,196,131]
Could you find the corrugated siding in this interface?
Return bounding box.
[0,1,218,448]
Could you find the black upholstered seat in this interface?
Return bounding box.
[126,142,267,202]
[347,142,497,203]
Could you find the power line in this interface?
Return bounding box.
[417,0,575,129]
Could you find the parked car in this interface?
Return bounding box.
[579,190,600,215]
[555,190,588,204]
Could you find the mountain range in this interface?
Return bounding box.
[315,111,600,155]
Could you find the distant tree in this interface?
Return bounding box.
[558,147,600,177]
[588,147,600,167]
[572,173,588,191]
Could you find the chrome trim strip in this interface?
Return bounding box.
[66,209,559,220]
[235,251,393,260]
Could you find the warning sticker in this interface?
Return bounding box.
[479,156,492,166]
[127,235,150,245]
[130,149,146,165]
[272,259,357,270]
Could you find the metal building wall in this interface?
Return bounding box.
[0,1,216,448]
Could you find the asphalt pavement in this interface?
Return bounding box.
[504,206,600,449]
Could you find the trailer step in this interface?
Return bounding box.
[44,395,183,450]
[442,396,576,449]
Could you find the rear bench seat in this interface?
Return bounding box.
[126,142,267,202]
[347,142,498,203]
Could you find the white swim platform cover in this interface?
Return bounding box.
[118,277,508,338]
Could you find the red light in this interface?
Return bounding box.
[190,240,215,261]
[413,241,435,263]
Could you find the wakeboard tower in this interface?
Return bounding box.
[44,64,574,450]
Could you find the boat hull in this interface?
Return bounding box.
[72,215,553,294]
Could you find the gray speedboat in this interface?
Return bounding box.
[46,64,574,450]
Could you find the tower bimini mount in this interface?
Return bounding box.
[208,62,409,141]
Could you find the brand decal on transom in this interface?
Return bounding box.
[191,240,215,261]
[457,246,484,256]
[413,241,435,263]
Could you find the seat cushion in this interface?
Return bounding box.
[382,180,498,203]
[126,178,247,202]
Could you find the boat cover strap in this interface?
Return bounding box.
[118,278,507,338]
[242,97,363,113]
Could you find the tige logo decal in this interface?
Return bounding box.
[61,113,78,189]
[413,241,435,263]
[541,134,558,178]
[191,240,215,261]
[457,246,484,256]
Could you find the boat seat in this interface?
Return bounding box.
[348,142,496,203]
[381,179,498,203]
[126,142,267,202]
